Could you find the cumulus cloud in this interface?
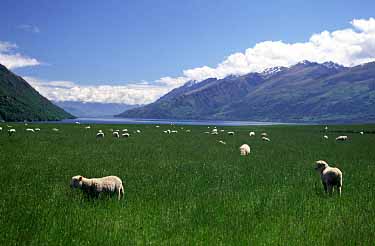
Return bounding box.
[17,24,40,33]
[24,77,172,105]
[174,17,375,82]
[0,41,40,69]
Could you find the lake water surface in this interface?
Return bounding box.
[60,117,295,126]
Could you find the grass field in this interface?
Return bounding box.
[0,123,374,245]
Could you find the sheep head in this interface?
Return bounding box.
[314,160,328,173]
[71,175,84,188]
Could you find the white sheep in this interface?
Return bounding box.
[261,132,268,137]
[211,131,218,135]
[249,131,255,137]
[228,131,235,135]
[85,126,91,129]
[35,128,41,132]
[70,175,124,200]
[335,136,348,141]
[0,127,2,131]
[239,144,251,156]
[360,131,364,135]
[155,125,160,128]
[164,130,171,134]
[52,128,59,132]
[122,129,128,132]
[26,128,35,133]
[8,129,16,136]
[323,135,328,139]
[262,136,270,141]
[314,160,342,196]
[171,130,178,133]
[204,131,210,134]
[113,131,120,138]
[212,129,218,133]
[96,130,105,138]
[220,130,225,132]
[136,130,141,133]
[122,133,130,138]
[186,129,191,133]
[218,140,226,145]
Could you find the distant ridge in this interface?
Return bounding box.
[117,61,375,123]
[0,64,74,121]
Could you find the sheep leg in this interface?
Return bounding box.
[327,185,333,195]
[322,182,328,193]
[337,185,342,196]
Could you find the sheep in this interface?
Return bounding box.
[25,128,35,133]
[262,136,270,141]
[155,125,160,128]
[228,131,235,135]
[220,130,225,132]
[204,131,210,134]
[163,130,171,134]
[113,131,120,138]
[249,131,255,137]
[212,129,218,133]
[261,132,268,137]
[136,130,141,133]
[323,135,329,139]
[218,140,226,145]
[186,129,191,133]
[324,126,328,131]
[85,126,91,129]
[335,136,348,141]
[70,175,124,200]
[314,160,342,196]
[211,131,218,135]
[35,128,41,132]
[0,127,2,131]
[8,129,16,136]
[239,144,251,156]
[52,128,59,132]
[96,130,105,138]
[122,133,130,138]
[171,130,178,133]
[122,129,128,132]
[7,125,12,128]
[360,131,364,135]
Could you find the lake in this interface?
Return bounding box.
[60,117,295,126]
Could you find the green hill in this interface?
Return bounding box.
[0,64,74,121]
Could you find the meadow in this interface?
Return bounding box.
[0,123,374,245]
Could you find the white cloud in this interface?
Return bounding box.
[24,77,172,105]
[17,24,40,33]
[172,17,375,82]
[0,41,40,69]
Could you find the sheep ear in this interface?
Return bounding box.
[79,176,83,181]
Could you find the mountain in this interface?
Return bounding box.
[0,64,74,121]
[117,61,375,123]
[54,101,141,117]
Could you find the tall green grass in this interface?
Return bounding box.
[0,123,374,245]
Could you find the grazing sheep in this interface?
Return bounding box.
[314,160,342,196]
[136,130,141,133]
[324,126,328,131]
[171,130,178,133]
[239,144,251,156]
[249,131,255,137]
[122,133,130,138]
[335,136,348,141]
[211,131,218,135]
[0,127,2,131]
[164,130,171,134]
[52,128,59,132]
[212,129,218,133]
[96,130,105,138]
[113,131,120,138]
[8,129,16,136]
[360,131,364,135]
[228,131,235,136]
[220,130,225,132]
[323,135,328,139]
[204,131,210,134]
[122,129,128,132]
[70,175,124,200]
[155,125,160,128]
[218,140,226,145]
[35,128,41,132]
[85,126,91,129]
[261,132,268,137]
[186,129,191,133]
[7,125,12,128]
[26,128,35,133]
[262,136,270,141]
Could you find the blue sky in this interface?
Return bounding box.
[1,0,375,104]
